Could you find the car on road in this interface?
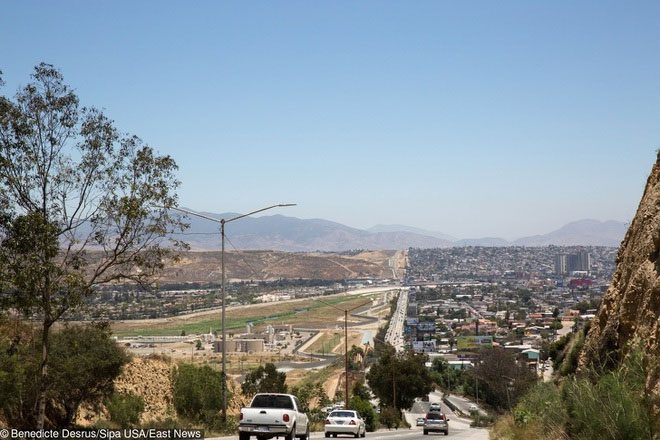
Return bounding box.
[468,404,478,413]
[416,417,425,426]
[238,393,309,440]
[325,410,366,438]
[423,412,448,436]
[429,402,441,412]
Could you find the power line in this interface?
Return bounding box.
[224,234,264,281]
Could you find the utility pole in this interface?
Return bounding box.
[315,297,370,409]
[164,203,296,421]
[392,370,397,412]
[345,309,349,407]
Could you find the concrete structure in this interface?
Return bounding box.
[214,338,266,353]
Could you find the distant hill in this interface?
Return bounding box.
[174,210,627,251]
[371,220,627,248]
[174,211,453,252]
[368,224,456,242]
[513,219,627,247]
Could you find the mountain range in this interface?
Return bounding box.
[173,210,628,252]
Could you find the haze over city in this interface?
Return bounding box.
[2,1,659,238]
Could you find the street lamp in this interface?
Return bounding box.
[315,297,371,408]
[167,203,296,420]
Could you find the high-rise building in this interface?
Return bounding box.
[576,251,591,272]
[556,250,591,274]
[554,254,567,275]
[567,254,580,272]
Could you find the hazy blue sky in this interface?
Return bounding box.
[2,1,659,239]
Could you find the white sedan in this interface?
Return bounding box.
[324,410,366,438]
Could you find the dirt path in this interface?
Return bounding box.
[324,370,342,399]
[298,331,323,353]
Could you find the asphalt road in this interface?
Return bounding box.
[209,425,488,440]
[402,395,488,440]
[210,396,489,440]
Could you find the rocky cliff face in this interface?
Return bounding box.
[580,151,660,403]
[113,356,176,423]
[76,355,175,426]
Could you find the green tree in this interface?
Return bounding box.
[430,357,461,392]
[241,363,287,397]
[290,381,327,414]
[48,323,129,426]
[173,363,225,425]
[347,345,365,371]
[0,64,186,429]
[352,381,372,401]
[549,320,563,331]
[349,395,377,432]
[366,347,434,410]
[0,322,129,428]
[0,319,39,428]
[469,348,537,411]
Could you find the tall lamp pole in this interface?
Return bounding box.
[316,297,370,408]
[166,203,296,420]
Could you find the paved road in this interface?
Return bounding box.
[402,395,487,440]
[209,425,488,440]
[208,394,490,440]
[384,289,407,351]
[422,391,485,418]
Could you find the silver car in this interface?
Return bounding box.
[423,412,448,436]
[325,410,366,438]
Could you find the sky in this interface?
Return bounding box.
[1,1,659,239]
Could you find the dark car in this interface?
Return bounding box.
[423,412,448,435]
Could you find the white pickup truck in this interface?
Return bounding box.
[239,393,310,440]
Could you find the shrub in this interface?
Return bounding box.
[105,392,145,428]
[379,407,400,429]
[0,322,129,429]
[172,363,226,427]
[512,382,567,437]
[349,396,378,432]
[564,351,655,440]
[470,412,495,428]
[492,346,657,440]
[558,330,585,376]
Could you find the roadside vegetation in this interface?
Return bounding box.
[491,334,659,439]
[0,63,185,429]
[0,319,129,429]
[172,363,227,431]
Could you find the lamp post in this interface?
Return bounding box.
[315,297,371,408]
[167,203,296,420]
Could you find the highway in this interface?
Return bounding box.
[384,288,407,351]
[210,424,488,440]
[209,391,490,440]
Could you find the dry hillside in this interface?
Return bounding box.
[155,250,399,283]
[580,151,660,410]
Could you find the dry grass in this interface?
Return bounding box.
[307,331,343,354]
